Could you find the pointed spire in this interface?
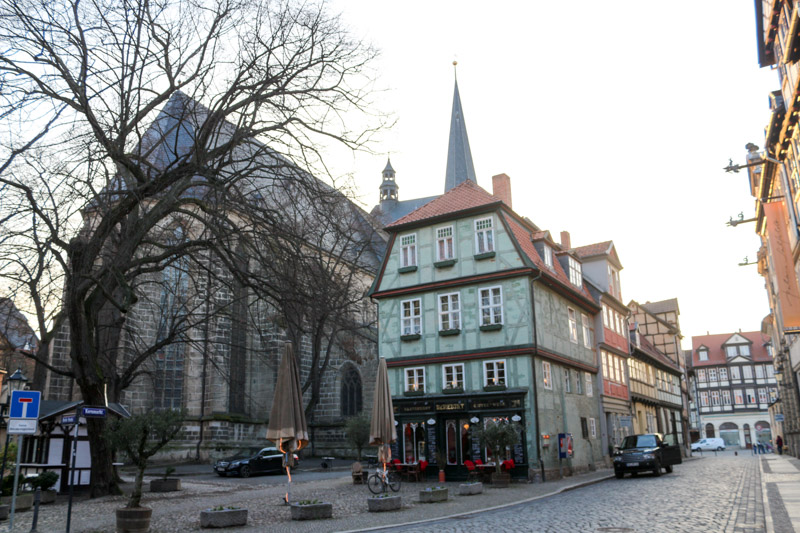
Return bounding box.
[444,64,477,192]
[379,157,398,205]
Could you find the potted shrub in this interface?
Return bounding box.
[419,486,448,503]
[29,471,59,504]
[290,499,333,520]
[367,492,401,512]
[478,420,522,488]
[106,409,184,533]
[200,505,247,528]
[0,472,33,511]
[150,466,181,493]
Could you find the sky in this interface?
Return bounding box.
[327,1,778,349]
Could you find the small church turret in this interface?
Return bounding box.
[379,158,398,207]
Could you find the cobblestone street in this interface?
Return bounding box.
[385,453,767,533]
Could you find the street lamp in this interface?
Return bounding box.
[0,368,28,488]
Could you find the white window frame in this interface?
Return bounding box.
[474,217,495,254]
[758,388,768,403]
[438,292,461,331]
[722,390,732,405]
[743,365,753,380]
[542,361,552,390]
[730,366,741,380]
[405,367,425,392]
[589,417,597,438]
[401,298,422,336]
[582,313,593,348]
[400,233,417,267]
[746,388,757,404]
[734,389,744,405]
[568,256,582,286]
[443,363,464,390]
[697,369,706,382]
[585,373,593,397]
[479,286,503,326]
[719,367,728,381]
[755,365,765,379]
[543,245,554,269]
[575,371,583,394]
[708,368,718,381]
[564,368,571,393]
[700,391,709,407]
[436,226,455,261]
[711,390,720,406]
[767,365,775,378]
[698,349,708,361]
[484,359,506,387]
[568,307,578,344]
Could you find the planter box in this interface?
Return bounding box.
[403,390,424,397]
[367,495,401,512]
[40,489,57,504]
[491,472,511,487]
[434,259,457,268]
[419,487,448,503]
[479,323,503,332]
[458,482,483,496]
[0,504,8,520]
[0,493,33,511]
[483,384,507,392]
[400,334,421,342]
[116,507,152,533]
[290,502,332,520]
[200,508,248,528]
[442,387,464,395]
[150,478,182,492]
[438,328,461,337]
[397,266,418,274]
[474,251,496,260]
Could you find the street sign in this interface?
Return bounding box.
[81,406,107,418]
[61,415,77,425]
[9,390,41,420]
[8,419,37,435]
[775,414,785,422]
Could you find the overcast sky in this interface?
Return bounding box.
[328,1,778,349]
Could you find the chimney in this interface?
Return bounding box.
[492,173,512,208]
[560,231,571,250]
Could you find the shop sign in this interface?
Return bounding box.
[394,401,432,414]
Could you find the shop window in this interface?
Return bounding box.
[402,422,427,463]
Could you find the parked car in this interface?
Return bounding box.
[214,447,300,477]
[613,433,682,478]
[691,437,725,452]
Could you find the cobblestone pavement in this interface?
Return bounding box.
[382,454,766,533]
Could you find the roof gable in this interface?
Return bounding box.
[386,181,500,228]
[690,330,771,367]
[723,333,752,346]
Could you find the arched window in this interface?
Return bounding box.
[341,366,363,417]
[705,423,715,438]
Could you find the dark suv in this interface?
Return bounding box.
[613,433,682,478]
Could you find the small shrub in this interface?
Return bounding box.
[29,471,59,491]
[344,415,370,460]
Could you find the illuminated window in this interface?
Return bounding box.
[484,360,506,386]
[443,364,464,390]
[405,367,425,392]
[568,257,582,286]
[542,361,552,390]
[543,246,553,269]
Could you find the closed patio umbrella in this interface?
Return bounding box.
[267,342,308,503]
[369,358,397,468]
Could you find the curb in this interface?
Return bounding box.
[336,473,615,533]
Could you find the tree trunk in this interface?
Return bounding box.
[83,390,122,497]
[130,461,146,508]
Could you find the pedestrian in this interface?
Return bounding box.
[776,435,784,455]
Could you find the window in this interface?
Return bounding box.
[698,349,708,361]
[436,226,455,261]
[708,368,718,381]
[711,391,720,406]
[700,391,709,407]
[601,351,608,378]
[755,365,765,379]
[479,286,503,326]
[697,369,706,382]
[608,265,621,299]
[543,361,552,389]
[770,388,778,401]
[568,308,578,343]
[582,314,594,348]
[564,368,571,393]
[722,390,732,405]
[726,344,751,357]
[746,388,757,404]
[443,364,464,390]
[589,417,597,438]
[730,366,741,380]
[585,373,593,396]
[767,365,775,378]
[568,257,582,286]
[475,217,494,254]
[401,299,422,336]
[576,371,583,394]
[719,367,728,381]
[543,246,553,269]
[743,365,753,380]
[734,389,744,405]
[400,234,417,267]
[484,360,506,386]
[341,366,363,417]
[438,292,461,331]
[405,367,425,392]
[758,388,768,403]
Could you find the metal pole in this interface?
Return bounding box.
[30,486,41,532]
[0,429,11,490]
[65,422,79,533]
[9,434,23,530]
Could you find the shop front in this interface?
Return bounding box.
[391,389,528,480]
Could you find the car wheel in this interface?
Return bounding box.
[716,446,723,451]
[665,465,673,474]
[652,461,662,477]
[615,471,624,479]
[240,465,251,478]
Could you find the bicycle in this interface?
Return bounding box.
[367,466,401,494]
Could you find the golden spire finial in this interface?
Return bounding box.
[453,60,458,80]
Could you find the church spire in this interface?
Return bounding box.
[444,62,477,192]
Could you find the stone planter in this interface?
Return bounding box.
[419,487,448,503]
[491,472,511,488]
[367,495,401,512]
[1,493,33,511]
[150,478,182,492]
[0,504,8,520]
[40,489,57,504]
[458,482,484,495]
[116,506,152,533]
[200,507,248,528]
[290,502,332,520]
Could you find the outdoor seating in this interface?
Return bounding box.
[400,462,421,482]
[464,459,481,482]
[351,461,367,484]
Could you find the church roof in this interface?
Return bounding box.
[386,181,498,229]
[383,158,395,173]
[444,80,477,192]
[0,298,37,352]
[370,195,440,227]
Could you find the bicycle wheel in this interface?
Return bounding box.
[387,471,401,492]
[367,473,383,494]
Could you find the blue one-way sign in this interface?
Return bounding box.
[9,390,40,420]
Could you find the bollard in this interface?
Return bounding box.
[30,487,41,532]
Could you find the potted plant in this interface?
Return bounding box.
[290,499,333,520]
[434,449,447,482]
[419,486,448,503]
[367,492,401,512]
[478,420,521,488]
[200,505,247,528]
[0,472,33,511]
[106,409,184,533]
[29,471,59,504]
[150,466,181,493]
[458,481,483,495]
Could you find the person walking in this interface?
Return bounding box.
[776,435,784,455]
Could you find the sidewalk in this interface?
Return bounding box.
[760,453,800,533]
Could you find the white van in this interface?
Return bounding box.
[691,437,725,451]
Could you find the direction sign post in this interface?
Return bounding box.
[8,390,41,530]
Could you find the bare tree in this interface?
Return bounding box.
[0,0,381,497]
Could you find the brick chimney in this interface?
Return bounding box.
[492,173,512,208]
[560,231,571,250]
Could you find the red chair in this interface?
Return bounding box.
[475,458,483,466]
[502,459,515,471]
[465,459,480,482]
[419,460,428,475]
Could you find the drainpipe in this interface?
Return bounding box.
[530,270,545,481]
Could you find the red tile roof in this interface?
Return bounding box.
[633,331,681,373]
[573,241,612,258]
[690,331,772,367]
[386,180,500,228]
